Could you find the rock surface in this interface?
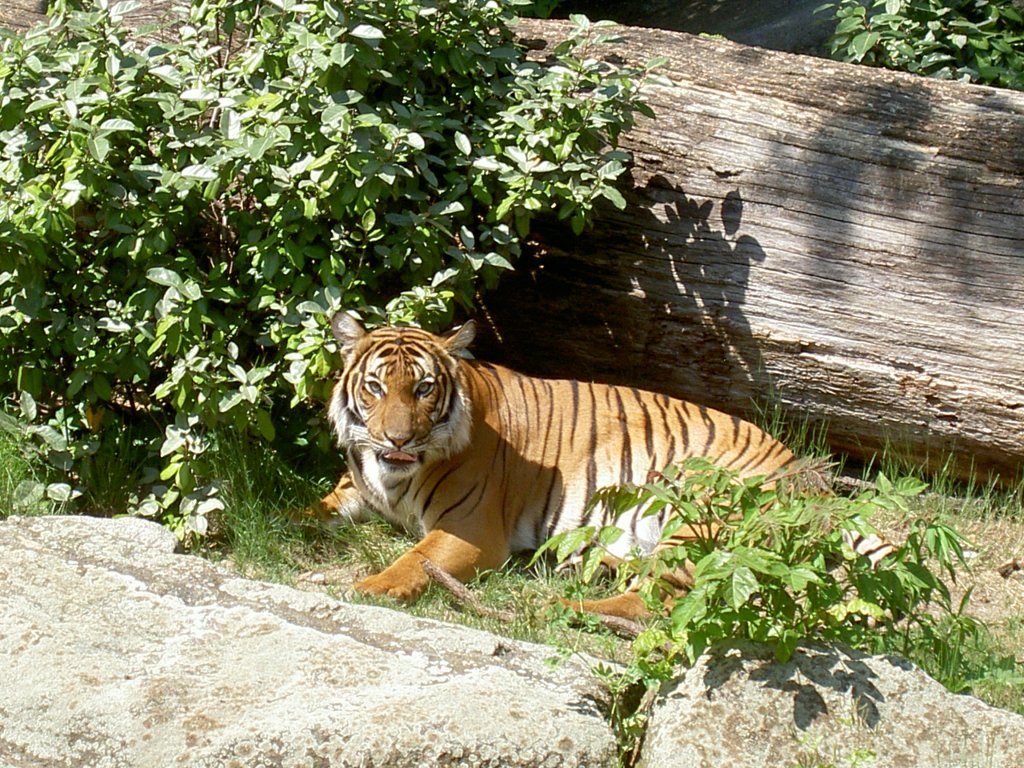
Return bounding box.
[0,515,617,768]
[640,641,1024,768]
[5,514,1024,768]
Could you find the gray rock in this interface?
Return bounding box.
[0,515,617,768]
[639,641,1024,768]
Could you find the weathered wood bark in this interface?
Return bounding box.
[0,0,46,33]
[476,19,1024,482]
[1,0,185,42]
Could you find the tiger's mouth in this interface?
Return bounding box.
[380,450,420,465]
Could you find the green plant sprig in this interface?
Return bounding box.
[539,459,981,688]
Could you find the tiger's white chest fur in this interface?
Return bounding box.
[347,447,426,535]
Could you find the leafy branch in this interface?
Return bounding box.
[818,0,1024,89]
[541,459,981,690]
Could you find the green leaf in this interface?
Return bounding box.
[596,525,624,548]
[472,156,503,172]
[179,280,202,302]
[483,253,514,270]
[773,630,800,663]
[99,118,137,132]
[670,588,708,630]
[92,373,112,401]
[255,409,276,441]
[87,135,110,162]
[786,564,823,591]
[146,267,185,291]
[405,131,425,151]
[600,186,627,210]
[329,42,355,66]
[220,109,241,140]
[25,98,59,114]
[110,0,142,18]
[850,30,881,58]
[894,476,928,496]
[160,429,187,457]
[350,24,383,41]
[579,548,605,583]
[728,565,759,609]
[537,527,595,564]
[29,426,67,452]
[181,87,220,101]
[19,391,37,422]
[218,391,244,413]
[246,133,278,161]
[180,164,218,181]
[46,482,76,502]
[834,15,866,36]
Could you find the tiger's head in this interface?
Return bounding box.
[327,313,475,486]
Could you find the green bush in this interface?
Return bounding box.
[539,460,980,705]
[0,0,657,538]
[819,0,1024,89]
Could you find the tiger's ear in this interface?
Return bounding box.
[443,319,476,358]
[330,312,365,358]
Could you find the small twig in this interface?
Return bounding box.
[589,611,645,639]
[422,558,646,638]
[421,558,516,623]
[997,558,1022,579]
[829,474,876,495]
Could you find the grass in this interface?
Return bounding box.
[859,447,1024,715]
[0,413,55,516]
[2,406,1022,723]
[163,430,630,659]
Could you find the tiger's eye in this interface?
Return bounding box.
[415,380,434,398]
[365,380,384,398]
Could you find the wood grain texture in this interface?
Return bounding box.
[1,0,189,42]
[0,0,46,32]
[477,19,1024,481]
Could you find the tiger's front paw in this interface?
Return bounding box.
[355,559,429,602]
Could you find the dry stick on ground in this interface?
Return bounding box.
[420,558,645,639]
[421,558,516,622]
[997,558,1022,579]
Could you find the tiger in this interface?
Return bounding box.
[301,311,813,619]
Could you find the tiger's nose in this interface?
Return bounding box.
[385,431,412,448]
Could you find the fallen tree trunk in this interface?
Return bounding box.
[4,6,1021,481]
[476,19,1024,483]
[0,1,185,41]
[0,1,46,34]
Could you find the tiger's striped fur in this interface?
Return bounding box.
[307,313,804,617]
